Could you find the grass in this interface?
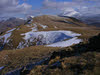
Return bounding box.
[2,15,100,49]
[28,37,100,75]
[29,52,100,75]
[0,15,100,74]
[0,46,61,74]
[28,33,100,75]
[32,15,100,41]
[32,15,87,29]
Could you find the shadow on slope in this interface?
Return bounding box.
[28,33,100,75]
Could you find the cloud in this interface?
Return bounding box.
[0,0,32,18]
[42,0,100,17]
[0,0,99,18]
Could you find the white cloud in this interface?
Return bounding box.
[0,0,99,18]
[43,0,100,17]
[0,0,32,18]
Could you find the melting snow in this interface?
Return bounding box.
[2,33,12,43]
[39,24,48,29]
[46,37,81,47]
[6,28,16,33]
[21,30,81,47]
[31,24,38,32]
[0,28,15,44]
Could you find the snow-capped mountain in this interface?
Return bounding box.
[59,10,100,27]
[60,10,79,17]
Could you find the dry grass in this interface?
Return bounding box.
[32,15,87,29]
[0,15,100,74]
[49,56,60,65]
[32,15,100,41]
[2,15,100,49]
[29,52,100,75]
[0,46,61,74]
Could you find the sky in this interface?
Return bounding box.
[0,0,100,18]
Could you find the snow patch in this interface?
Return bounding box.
[0,28,15,46]
[31,24,38,32]
[54,26,57,28]
[39,24,48,29]
[30,16,34,18]
[26,25,32,27]
[46,37,82,47]
[0,32,12,43]
[6,28,16,33]
[20,30,81,48]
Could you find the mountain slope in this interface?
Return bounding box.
[0,17,25,33]
[0,15,99,50]
[0,32,100,75]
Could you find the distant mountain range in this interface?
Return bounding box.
[0,17,25,33]
[59,13,100,27]
[0,14,99,34]
[79,15,100,27]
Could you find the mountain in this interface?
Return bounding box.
[79,15,100,27]
[0,15,89,50]
[0,17,25,33]
[0,15,100,74]
[0,28,100,75]
[59,12,100,27]
[0,15,99,51]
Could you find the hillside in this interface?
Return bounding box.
[0,30,100,75]
[0,15,100,75]
[0,17,25,33]
[0,15,99,50]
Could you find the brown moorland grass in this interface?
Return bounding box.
[0,26,100,74]
[2,15,99,50]
[0,46,61,74]
[31,15,100,41]
[3,25,100,50]
[32,15,88,29]
[28,52,100,75]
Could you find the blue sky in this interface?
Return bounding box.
[19,0,72,10]
[19,0,43,10]
[17,0,75,17]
